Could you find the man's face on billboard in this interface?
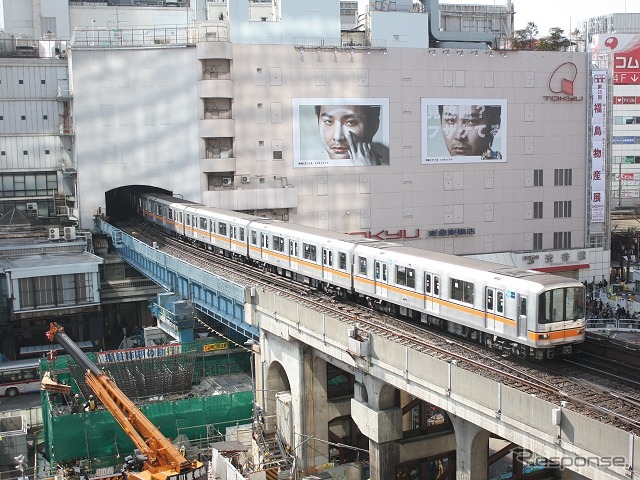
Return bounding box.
[318,105,369,160]
[440,105,494,156]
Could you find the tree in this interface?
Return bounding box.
[511,21,538,50]
[537,27,571,51]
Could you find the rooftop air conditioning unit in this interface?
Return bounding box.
[241,175,251,184]
[222,177,232,187]
[48,227,60,240]
[64,226,76,241]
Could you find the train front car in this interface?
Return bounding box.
[530,279,586,360]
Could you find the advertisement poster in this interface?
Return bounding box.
[292,98,390,168]
[421,98,507,164]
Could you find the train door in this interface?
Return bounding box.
[230,225,237,252]
[485,288,496,330]
[517,294,528,338]
[485,288,504,333]
[322,248,333,281]
[260,233,269,261]
[423,273,440,314]
[289,240,298,270]
[374,260,388,297]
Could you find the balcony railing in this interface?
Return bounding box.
[71,24,229,48]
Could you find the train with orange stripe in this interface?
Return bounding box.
[135,192,585,360]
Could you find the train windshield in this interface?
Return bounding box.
[538,286,585,324]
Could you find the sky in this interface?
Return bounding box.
[443,0,640,36]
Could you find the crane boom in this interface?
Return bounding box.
[46,323,205,480]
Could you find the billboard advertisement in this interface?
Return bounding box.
[292,98,390,168]
[421,98,507,164]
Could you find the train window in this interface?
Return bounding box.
[425,274,431,294]
[239,227,245,241]
[359,257,367,275]
[261,234,269,249]
[328,251,333,267]
[210,220,215,233]
[179,212,183,223]
[396,266,415,287]
[199,217,207,230]
[251,231,257,245]
[273,235,284,252]
[168,209,173,220]
[396,266,406,286]
[303,243,317,261]
[339,252,347,270]
[186,214,191,226]
[230,225,236,239]
[218,222,227,236]
[497,291,504,314]
[289,240,298,256]
[434,276,439,295]
[487,290,494,310]
[519,297,527,317]
[450,278,474,304]
[538,287,584,324]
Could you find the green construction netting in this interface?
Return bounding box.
[39,338,254,472]
[43,392,252,466]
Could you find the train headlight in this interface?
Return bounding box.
[538,333,550,340]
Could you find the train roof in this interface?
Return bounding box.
[183,205,257,223]
[249,218,359,243]
[142,193,201,206]
[354,242,579,286]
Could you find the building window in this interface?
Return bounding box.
[23,150,28,155]
[45,149,50,154]
[554,169,572,186]
[0,116,3,120]
[533,201,543,219]
[18,80,23,84]
[533,233,543,250]
[41,79,46,85]
[553,232,571,249]
[21,116,26,120]
[273,151,283,160]
[43,115,48,120]
[554,201,572,218]
[534,169,543,186]
[19,273,94,309]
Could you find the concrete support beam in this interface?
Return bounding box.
[351,398,402,444]
[369,439,400,480]
[450,416,491,480]
[302,347,330,470]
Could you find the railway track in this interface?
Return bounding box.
[116,219,640,434]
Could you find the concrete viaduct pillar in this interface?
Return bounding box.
[351,375,403,480]
[450,415,491,480]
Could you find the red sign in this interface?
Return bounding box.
[613,96,640,104]
[614,47,640,84]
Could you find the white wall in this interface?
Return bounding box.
[71,46,201,229]
[228,0,341,45]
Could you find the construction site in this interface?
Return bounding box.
[0,333,264,480]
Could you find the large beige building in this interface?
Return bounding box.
[0,0,610,283]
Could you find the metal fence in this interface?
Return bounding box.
[71,24,229,48]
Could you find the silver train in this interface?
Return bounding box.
[133,192,586,360]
